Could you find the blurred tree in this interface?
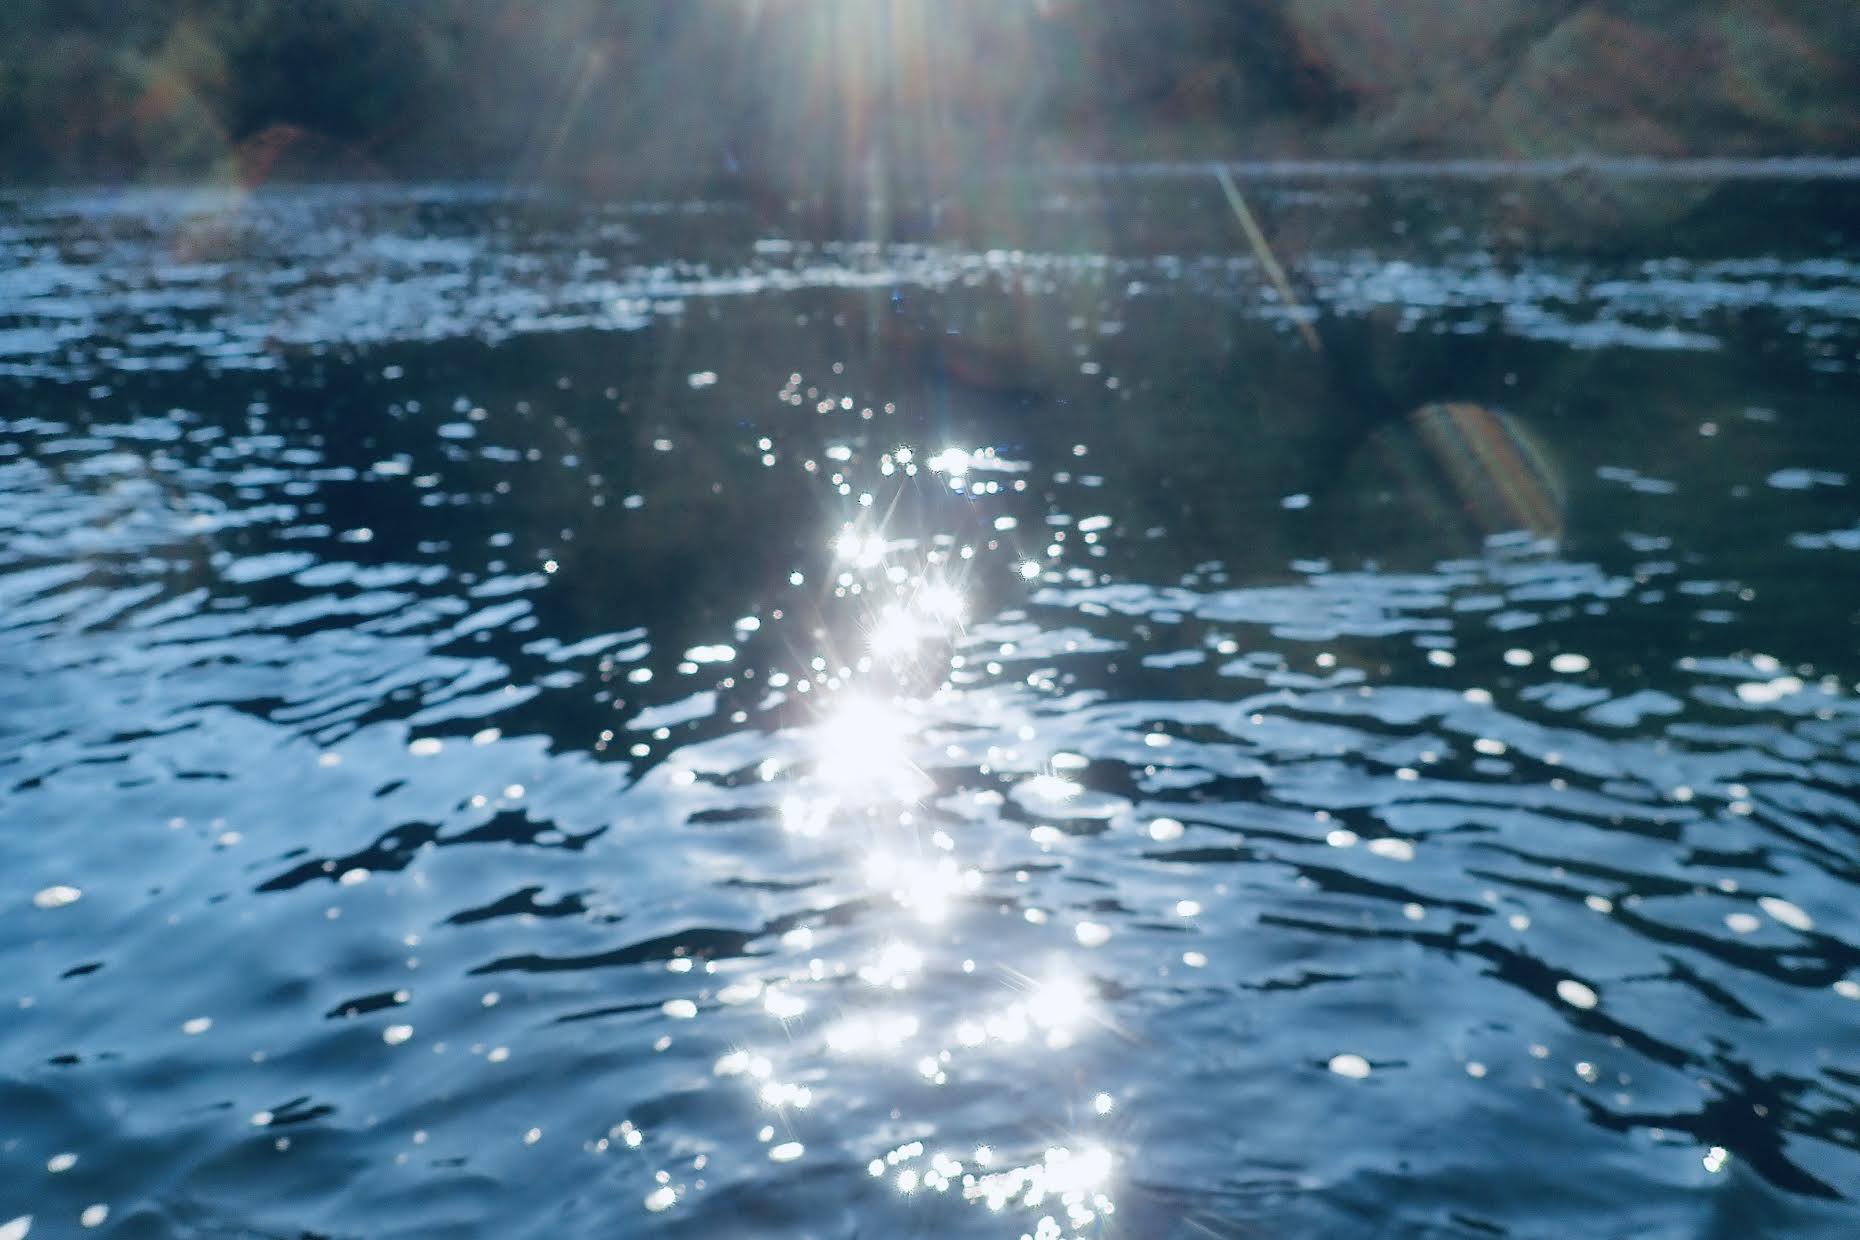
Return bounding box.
[0,0,1853,184]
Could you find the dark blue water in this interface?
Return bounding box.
[5,173,1860,1237]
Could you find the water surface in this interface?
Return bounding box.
[5,174,1860,1237]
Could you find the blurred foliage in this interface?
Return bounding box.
[0,0,1856,187]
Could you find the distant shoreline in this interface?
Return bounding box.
[10,156,1860,201]
[1053,157,1860,182]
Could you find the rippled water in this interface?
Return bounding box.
[6,176,1860,1237]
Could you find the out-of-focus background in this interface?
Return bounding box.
[6,1,1858,191]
